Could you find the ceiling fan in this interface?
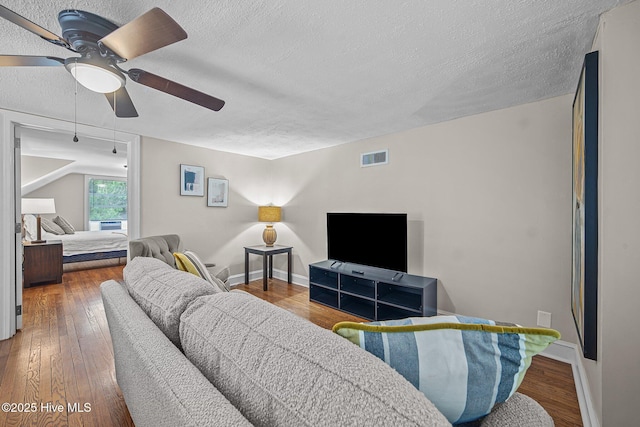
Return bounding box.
[0,5,225,117]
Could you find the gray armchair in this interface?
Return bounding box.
[129,234,230,284]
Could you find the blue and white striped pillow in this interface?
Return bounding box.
[333,315,560,425]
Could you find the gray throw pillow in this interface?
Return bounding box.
[53,215,75,234]
[40,217,65,235]
[179,292,450,427]
[183,250,229,292]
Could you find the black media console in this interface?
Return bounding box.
[308,260,437,321]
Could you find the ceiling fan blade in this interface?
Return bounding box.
[128,68,225,111]
[0,55,65,66]
[0,5,73,51]
[105,87,139,118]
[99,8,187,60]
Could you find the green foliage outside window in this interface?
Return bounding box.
[89,179,127,221]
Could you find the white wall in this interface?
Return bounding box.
[582,1,640,425]
[139,136,274,275]
[23,173,85,230]
[271,95,577,341]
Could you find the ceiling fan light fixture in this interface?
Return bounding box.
[1,6,223,113]
[64,58,125,93]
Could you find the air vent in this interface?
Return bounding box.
[360,149,388,167]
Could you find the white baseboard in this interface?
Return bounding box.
[540,339,576,364]
[536,340,598,427]
[228,269,308,288]
[505,336,599,426]
[228,275,599,427]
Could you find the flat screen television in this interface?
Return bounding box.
[327,212,407,272]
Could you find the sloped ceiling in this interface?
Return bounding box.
[20,126,127,195]
[21,155,73,186]
[0,0,630,159]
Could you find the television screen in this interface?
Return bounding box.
[327,212,407,272]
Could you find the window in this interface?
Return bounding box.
[88,178,127,230]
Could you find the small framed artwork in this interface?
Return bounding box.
[180,164,205,196]
[207,178,229,207]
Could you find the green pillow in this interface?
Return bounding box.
[333,315,560,425]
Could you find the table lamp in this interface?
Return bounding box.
[258,206,281,246]
[22,198,56,243]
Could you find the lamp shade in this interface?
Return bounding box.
[22,198,56,215]
[258,206,281,223]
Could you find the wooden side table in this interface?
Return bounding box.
[244,245,292,291]
[23,240,63,287]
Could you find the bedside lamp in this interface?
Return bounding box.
[258,206,281,247]
[22,198,56,243]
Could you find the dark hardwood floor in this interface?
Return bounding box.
[0,266,134,427]
[0,266,582,426]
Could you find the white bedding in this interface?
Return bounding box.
[40,230,128,256]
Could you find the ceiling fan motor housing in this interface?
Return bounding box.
[58,10,122,60]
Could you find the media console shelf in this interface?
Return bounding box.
[309,260,437,321]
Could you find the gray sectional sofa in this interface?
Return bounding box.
[101,257,554,427]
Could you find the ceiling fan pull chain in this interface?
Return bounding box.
[112,90,117,154]
[73,58,79,142]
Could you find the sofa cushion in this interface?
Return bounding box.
[123,257,219,348]
[478,392,553,427]
[333,315,560,425]
[179,291,451,427]
[101,280,252,427]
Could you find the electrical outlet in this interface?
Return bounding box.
[537,311,552,328]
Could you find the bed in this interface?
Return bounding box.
[41,230,128,263]
[23,214,128,264]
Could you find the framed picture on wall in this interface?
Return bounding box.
[571,51,599,361]
[207,178,229,207]
[180,164,205,196]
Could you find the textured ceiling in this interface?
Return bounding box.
[0,0,630,159]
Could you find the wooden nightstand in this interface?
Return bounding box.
[23,240,63,288]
